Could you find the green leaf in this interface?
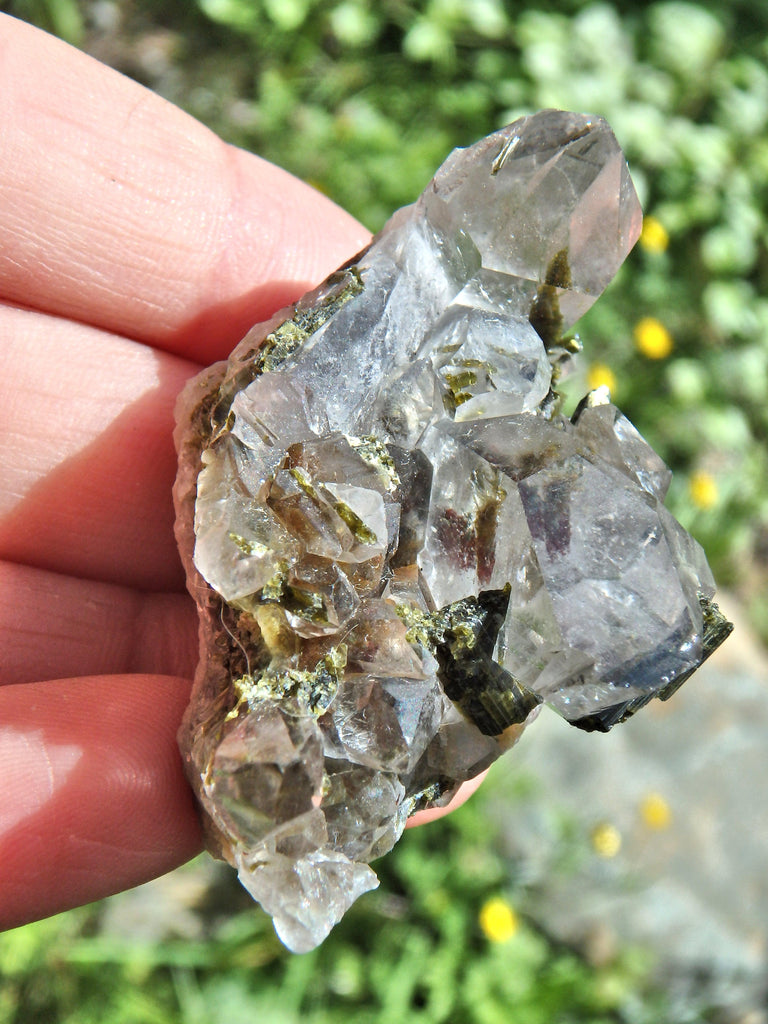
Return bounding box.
[45,0,83,45]
[403,19,455,65]
[196,0,261,32]
[648,2,725,78]
[263,0,310,31]
[329,2,381,47]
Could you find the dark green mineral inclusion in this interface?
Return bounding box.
[430,588,542,736]
[332,500,379,545]
[209,267,364,435]
[572,595,733,734]
[529,247,571,350]
[231,645,347,719]
[257,267,364,375]
[700,596,735,660]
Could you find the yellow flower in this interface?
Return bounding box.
[634,317,673,359]
[639,216,669,254]
[587,363,617,394]
[479,896,519,943]
[640,792,672,830]
[689,471,719,510]
[591,822,622,858]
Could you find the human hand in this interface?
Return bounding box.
[0,15,479,930]
[0,13,370,929]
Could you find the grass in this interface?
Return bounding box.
[0,770,672,1024]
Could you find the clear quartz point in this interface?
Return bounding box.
[173,110,731,951]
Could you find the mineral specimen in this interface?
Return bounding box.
[173,110,731,952]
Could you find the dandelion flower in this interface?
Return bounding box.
[689,471,719,510]
[639,216,669,254]
[634,317,673,359]
[591,822,622,858]
[479,896,519,942]
[640,792,672,830]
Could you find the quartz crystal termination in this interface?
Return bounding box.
[174,110,731,953]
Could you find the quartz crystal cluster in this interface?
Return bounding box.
[174,110,731,952]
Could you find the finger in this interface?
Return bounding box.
[0,673,202,930]
[0,561,198,686]
[0,305,196,590]
[0,16,370,363]
[405,772,488,828]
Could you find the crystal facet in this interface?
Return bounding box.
[174,110,731,952]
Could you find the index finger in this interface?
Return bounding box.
[0,16,370,363]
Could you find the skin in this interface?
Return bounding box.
[0,14,481,931]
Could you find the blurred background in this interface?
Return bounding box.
[1,1,766,1021]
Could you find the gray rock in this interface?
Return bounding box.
[499,602,766,1018]
[174,110,730,951]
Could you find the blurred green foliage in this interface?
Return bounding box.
[0,777,669,1024]
[8,0,768,637]
[174,0,768,634]
[8,0,84,43]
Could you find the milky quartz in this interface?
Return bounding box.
[173,111,731,952]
